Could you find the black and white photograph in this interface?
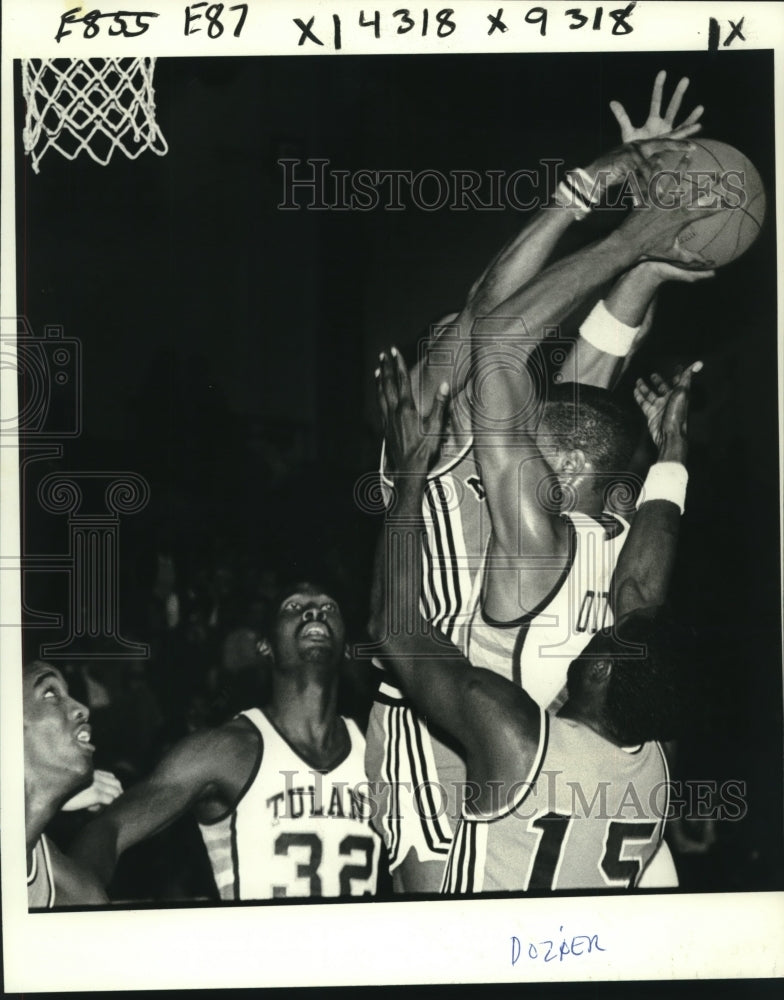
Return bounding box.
[1,0,783,989]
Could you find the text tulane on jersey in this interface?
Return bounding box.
[266,775,373,824]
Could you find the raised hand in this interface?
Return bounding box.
[610,70,704,142]
[634,362,702,452]
[62,769,124,813]
[376,347,449,477]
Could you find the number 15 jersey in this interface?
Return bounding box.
[199,708,380,899]
[442,712,669,894]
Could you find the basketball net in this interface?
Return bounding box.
[21,57,168,173]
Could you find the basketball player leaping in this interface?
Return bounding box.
[72,582,381,900]
[368,345,697,893]
[365,71,715,893]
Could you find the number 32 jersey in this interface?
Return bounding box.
[199,708,380,899]
[442,712,669,894]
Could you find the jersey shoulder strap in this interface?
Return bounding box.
[28,834,56,909]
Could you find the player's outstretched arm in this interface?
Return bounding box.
[420,137,698,413]
[368,349,541,802]
[563,261,715,390]
[471,70,703,321]
[416,202,578,416]
[465,164,716,621]
[70,725,251,888]
[611,364,698,622]
[418,69,703,411]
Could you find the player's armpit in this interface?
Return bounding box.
[48,837,109,906]
[70,724,258,886]
[458,669,544,813]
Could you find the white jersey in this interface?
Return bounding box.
[199,708,380,900]
[367,429,490,878]
[468,510,630,710]
[441,712,669,894]
[379,428,490,650]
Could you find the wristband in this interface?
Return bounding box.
[554,166,600,220]
[636,461,689,515]
[579,299,640,357]
[554,180,590,219]
[569,167,602,205]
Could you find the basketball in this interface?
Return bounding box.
[659,139,766,267]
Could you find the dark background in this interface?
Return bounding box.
[14,50,781,895]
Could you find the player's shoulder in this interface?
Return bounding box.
[213,713,264,756]
[171,714,262,779]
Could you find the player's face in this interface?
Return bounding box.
[23,662,94,787]
[272,586,346,670]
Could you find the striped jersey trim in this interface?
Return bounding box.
[379,703,453,870]
[402,708,453,855]
[381,704,403,867]
[200,814,239,900]
[425,479,464,642]
[441,814,488,894]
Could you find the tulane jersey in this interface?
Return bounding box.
[28,835,56,909]
[200,708,380,900]
[442,711,669,894]
[467,510,629,711]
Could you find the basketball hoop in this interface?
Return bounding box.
[21,57,168,173]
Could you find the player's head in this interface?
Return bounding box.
[262,581,347,673]
[565,615,686,745]
[23,660,94,797]
[537,383,643,488]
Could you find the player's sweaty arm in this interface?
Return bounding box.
[368,349,541,803]
[419,138,702,413]
[562,260,715,390]
[417,72,705,408]
[468,177,718,622]
[70,725,249,888]
[611,366,696,622]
